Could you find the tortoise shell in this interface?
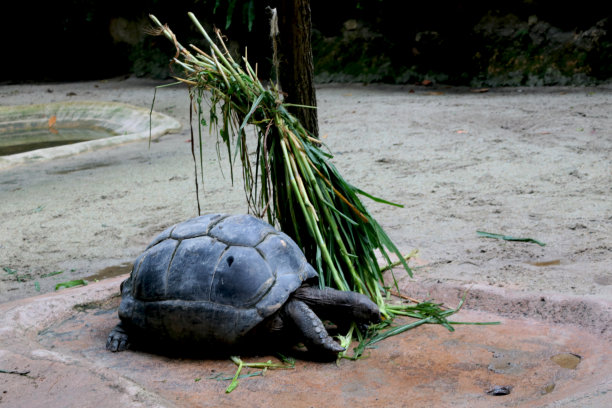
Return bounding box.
[117,214,317,345]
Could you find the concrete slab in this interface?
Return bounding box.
[1,275,610,407]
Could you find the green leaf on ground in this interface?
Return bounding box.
[477,230,546,246]
[55,280,87,290]
[41,270,64,278]
[224,356,294,393]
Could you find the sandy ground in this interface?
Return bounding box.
[0,77,611,311]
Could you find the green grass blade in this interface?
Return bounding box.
[477,230,546,246]
[55,280,87,290]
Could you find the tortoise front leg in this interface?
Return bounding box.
[293,286,381,330]
[106,322,130,352]
[284,299,345,358]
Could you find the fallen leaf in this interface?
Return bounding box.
[471,88,489,93]
[477,230,546,246]
[529,259,561,267]
[48,115,58,134]
[55,279,87,290]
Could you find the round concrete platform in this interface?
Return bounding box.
[1,275,610,408]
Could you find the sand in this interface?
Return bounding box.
[0,77,610,311]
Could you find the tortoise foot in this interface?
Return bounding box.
[106,323,130,352]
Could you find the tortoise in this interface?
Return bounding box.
[106,213,380,358]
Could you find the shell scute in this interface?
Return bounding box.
[132,238,178,300]
[166,236,226,301]
[208,214,276,247]
[210,245,275,308]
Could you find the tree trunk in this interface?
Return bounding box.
[274,0,319,138]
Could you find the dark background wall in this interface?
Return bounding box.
[4,1,611,86]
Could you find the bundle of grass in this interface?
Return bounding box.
[148,13,479,359]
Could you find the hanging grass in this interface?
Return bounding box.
[147,13,486,360]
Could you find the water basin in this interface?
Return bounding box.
[0,124,118,156]
[0,101,181,169]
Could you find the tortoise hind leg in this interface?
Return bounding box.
[284,299,345,357]
[106,322,130,352]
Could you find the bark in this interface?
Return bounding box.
[274,0,319,138]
